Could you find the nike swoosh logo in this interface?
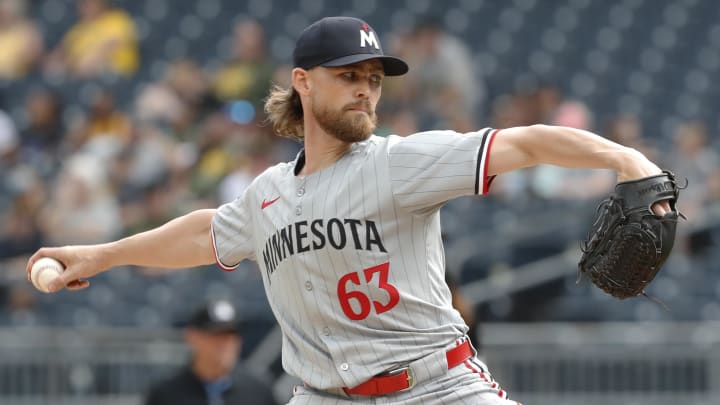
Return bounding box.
[261,196,280,210]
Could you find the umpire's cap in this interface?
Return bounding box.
[183,299,242,334]
[293,16,409,76]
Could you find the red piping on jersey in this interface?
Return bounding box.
[483,129,501,195]
[464,359,490,383]
[458,339,491,382]
[210,223,239,272]
[463,356,511,399]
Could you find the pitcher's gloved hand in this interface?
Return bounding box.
[578,171,685,299]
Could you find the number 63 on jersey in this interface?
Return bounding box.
[336,262,400,321]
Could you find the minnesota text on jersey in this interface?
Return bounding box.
[262,218,387,281]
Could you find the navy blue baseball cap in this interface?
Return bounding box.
[183,300,242,334]
[293,16,409,76]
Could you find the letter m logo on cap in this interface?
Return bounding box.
[360,24,380,49]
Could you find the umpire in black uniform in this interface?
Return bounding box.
[145,299,277,405]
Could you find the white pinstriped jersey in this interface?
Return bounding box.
[211,128,499,389]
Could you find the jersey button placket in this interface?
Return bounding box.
[305,281,313,291]
[294,184,304,216]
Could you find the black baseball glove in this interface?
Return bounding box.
[578,171,685,299]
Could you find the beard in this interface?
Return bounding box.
[311,98,377,143]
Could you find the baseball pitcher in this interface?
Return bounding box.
[27,17,674,405]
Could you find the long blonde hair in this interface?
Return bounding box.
[264,84,304,141]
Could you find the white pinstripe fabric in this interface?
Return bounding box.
[211,129,502,396]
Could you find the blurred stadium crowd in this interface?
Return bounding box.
[0,0,719,332]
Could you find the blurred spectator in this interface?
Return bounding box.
[378,108,419,137]
[0,168,45,259]
[4,283,39,325]
[551,100,592,130]
[0,0,43,79]
[45,0,139,78]
[211,19,275,107]
[121,180,174,234]
[115,124,186,197]
[530,166,614,200]
[134,81,184,128]
[666,121,718,230]
[604,114,659,161]
[145,300,277,405]
[70,88,132,148]
[19,88,64,167]
[269,64,293,88]
[530,84,593,129]
[38,153,122,244]
[388,19,484,130]
[217,158,254,204]
[191,113,239,198]
[135,59,215,141]
[0,109,24,206]
[0,108,19,167]
[531,84,562,124]
[490,92,536,128]
[215,130,296,204]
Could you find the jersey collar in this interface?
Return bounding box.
[293,149,306,176]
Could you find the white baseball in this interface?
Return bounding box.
[31,257,65,293]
